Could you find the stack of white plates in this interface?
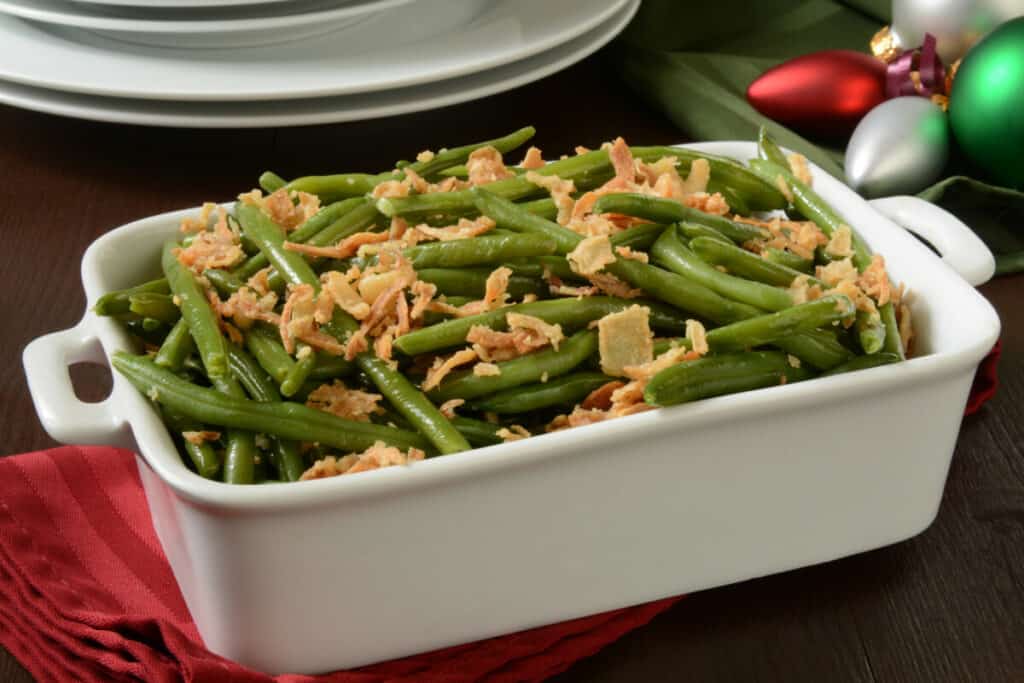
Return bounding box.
[0,0,640,127]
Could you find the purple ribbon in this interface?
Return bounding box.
[886,33,946,98]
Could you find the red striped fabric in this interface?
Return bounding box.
[0,343,1000,682]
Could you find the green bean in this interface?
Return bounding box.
[591,194,769,243]
[704,295,854,352]
[161,241,229,379]
[164,244,258,484]
[141,317,165,333]
[690,236,808,287]
[404,234,557,269]
[113,352,432,454]
[239,203,471,455]
[226,344,306,482]
[154,318,195,372]
[631,145,788,211]
[449,416,504,447]
[536,255,581,282]
[233,197,366,280]
[707,179,752,216]
[747,159,873,265]
[651,227,794,312]
[609,223,666,251]
[303,200,383,250]
[161,407,221,479]
[821,352,901,376]
[471,372,611,414]
[429,330,598,402]
[281,345,316,398]
[94,278,169,316]
[676,221,732,244]
[778,329,854,370]
[756,126,791,168]
[750,132,902,357]
[222,430,257,485]
[121,317,171,346]
[519,196,559,222]
[407,126,535,178]
[283,128,537,202]
[763,247,813,273]
[244,326,294,384]
[259,171,288,194]
[394,297,689,356]
[284,172,391,203]
[470,187,581,253]
[236,203,322,287]
[501,260,545,278]
[309,353,357,381]
[204,268,246,297]
[357,357,470,453]
[608,259,762,324]
[644,351,814,406]
[127,293,180,324]
[377,149,614,218]
[416,268,544,299]
[855,310,886,355]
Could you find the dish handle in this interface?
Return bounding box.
[868,195,996,287]
[22,318,130,448]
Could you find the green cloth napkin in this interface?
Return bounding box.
[613,0,1024,275]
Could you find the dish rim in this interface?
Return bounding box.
[67,141,1002,510]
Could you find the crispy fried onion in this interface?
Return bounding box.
[174,205,244,273]
[283,215,495,260]
[371,168,469,199]
[305,380,383,422]
[300,441,425,480]
[563,137,729,234]
[738,216,828,261]
[550,318,706,432]
[467,312,564,362]
[239,188,321,231]
[788,255,897,323]
[466,146,514,185]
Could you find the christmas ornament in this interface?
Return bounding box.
[845,97,950,197]
[949,17,1024,189]
[886,33,946,99]
[892,0,1023,63]
[746,50,886,139]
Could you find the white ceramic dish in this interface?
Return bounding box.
[0,0,412,49]
[23,143,999,674]
[0,0,628,99]
[0,1,638,128]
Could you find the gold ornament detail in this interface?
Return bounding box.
[871,26,901,63]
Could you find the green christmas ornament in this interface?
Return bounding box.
[949,16,1024,189]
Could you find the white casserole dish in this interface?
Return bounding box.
[23,142,1000,674]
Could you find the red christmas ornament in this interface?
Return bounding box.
[746,50,887,139]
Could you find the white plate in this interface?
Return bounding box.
[0,0,629,100]
[0,0,413,48]
[0,0,639,128]
[71,0,294,7]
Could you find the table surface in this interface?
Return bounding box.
[2,55,1023,683]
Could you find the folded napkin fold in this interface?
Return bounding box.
[0,344,1000,683]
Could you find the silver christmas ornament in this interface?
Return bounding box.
[844,97,949,198]
[892,0,1023,62]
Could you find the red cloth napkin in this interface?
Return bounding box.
[0,343,1001,683]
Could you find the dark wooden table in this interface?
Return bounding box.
[2,56,1022,683]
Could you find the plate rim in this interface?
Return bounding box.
[0,0,630,101]
[0,0,640,128]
